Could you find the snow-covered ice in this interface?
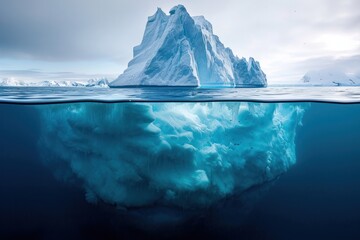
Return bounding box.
[0,78,109,88]
[300,69,360,86]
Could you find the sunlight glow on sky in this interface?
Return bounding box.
[0,0,359,84]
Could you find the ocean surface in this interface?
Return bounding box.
[1,86,360,240]
[1,86,360,103]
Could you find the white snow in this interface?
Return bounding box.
[110,5,267,87]
[0,78,109,88]
[0,78,28,87]
[299,69,360,86]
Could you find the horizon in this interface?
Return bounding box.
[0,0,359,84]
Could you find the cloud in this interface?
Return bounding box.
[296,55,360,75]
[0,0,163,62]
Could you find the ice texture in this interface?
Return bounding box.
[110,5,267,87]
[38,102,306,211]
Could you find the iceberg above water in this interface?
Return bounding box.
[110,5,267,87]
[38,102,306,215]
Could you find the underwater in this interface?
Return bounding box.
[1,86,360,239]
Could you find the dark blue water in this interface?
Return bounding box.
[0,104,148,239]
[1,102,360,239]
[244,103,360,239]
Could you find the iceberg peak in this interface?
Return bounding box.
[169,5,187,15]
[110,5,267,87]
[148,8,166,22]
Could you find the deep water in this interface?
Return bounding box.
[1,102,360,240]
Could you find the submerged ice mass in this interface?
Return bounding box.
[110,5,267,87]
[38,102,306,211]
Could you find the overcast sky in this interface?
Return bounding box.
[0,0,359,83]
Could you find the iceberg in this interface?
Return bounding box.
[110,5,267,87]
[38,102,306,218]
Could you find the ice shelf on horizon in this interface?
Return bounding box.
[0,78,109,88]
[299,69,360,86]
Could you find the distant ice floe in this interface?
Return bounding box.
[0,78,109,88]
[300,69,360,86]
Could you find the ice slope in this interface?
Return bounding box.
[110,5,267,87]
[0,78,109,88]
[300,69,360,86]
[38,102,306,212]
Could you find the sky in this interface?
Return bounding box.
[0,0,359,84]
